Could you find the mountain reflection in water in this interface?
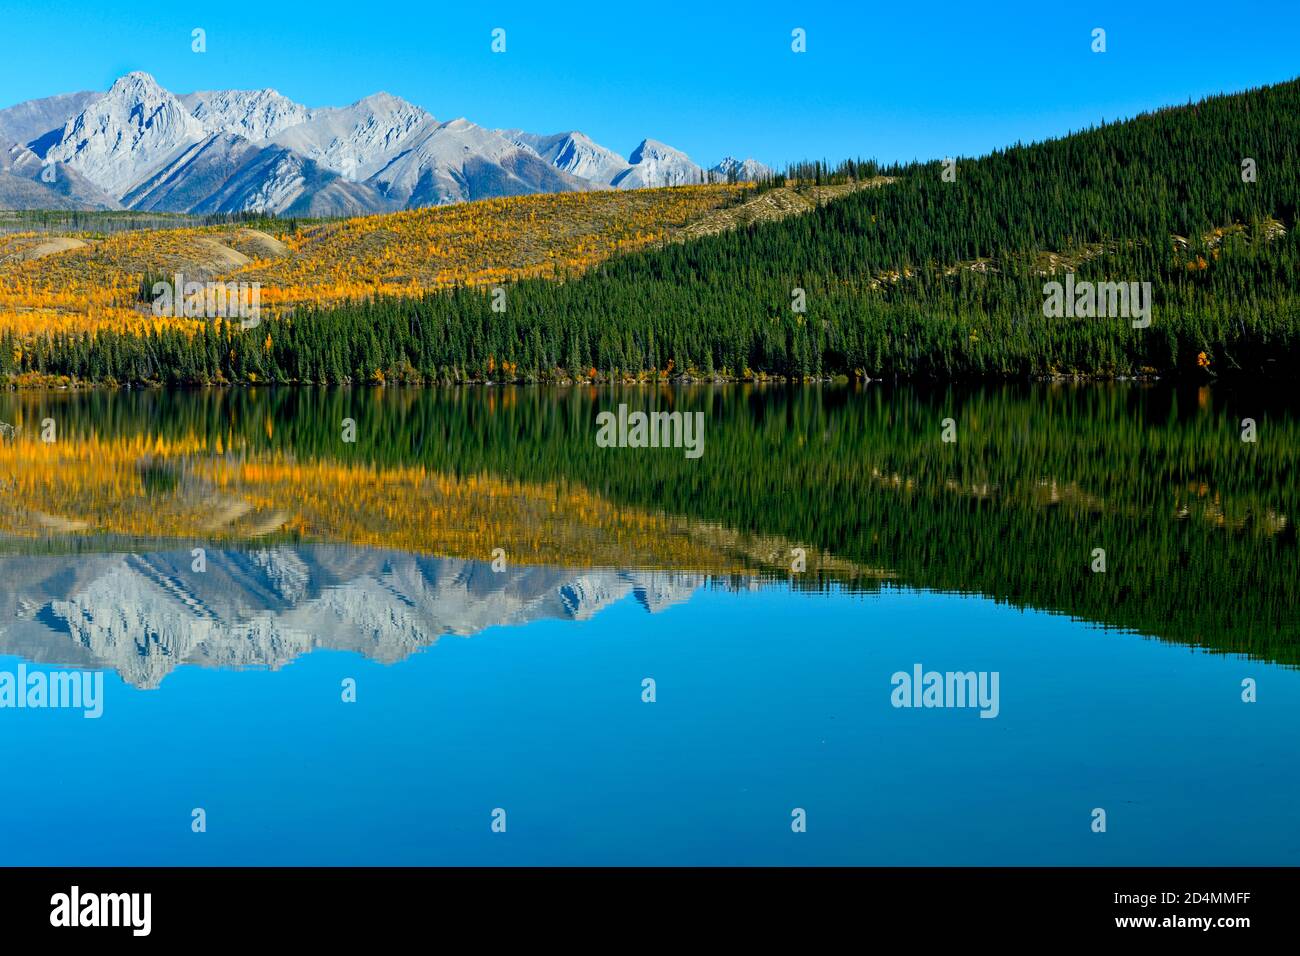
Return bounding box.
[0,548,715,688]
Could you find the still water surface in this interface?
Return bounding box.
[1,383,1296,864]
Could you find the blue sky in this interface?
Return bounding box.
[0,0,1296,168]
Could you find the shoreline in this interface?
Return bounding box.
[1,370,1201,391]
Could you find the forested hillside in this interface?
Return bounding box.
[5,78,1298,385]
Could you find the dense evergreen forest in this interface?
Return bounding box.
[5,78,1299,385]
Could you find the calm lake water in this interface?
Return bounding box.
[0,382,1297,865]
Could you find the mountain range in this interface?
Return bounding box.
[0,72,771,215]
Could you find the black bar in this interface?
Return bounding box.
[0,867,1288,941]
